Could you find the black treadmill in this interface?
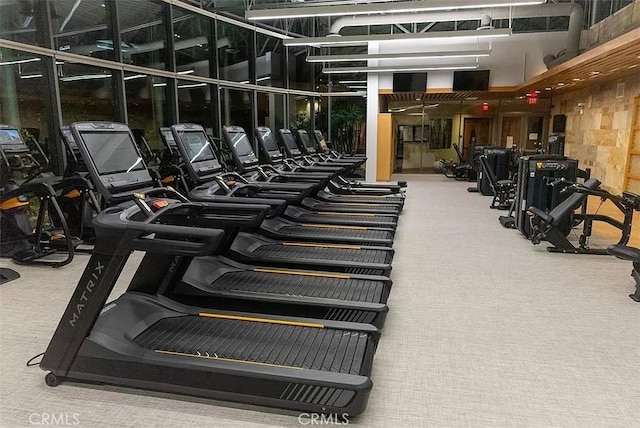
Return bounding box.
[278,129,405,207]
[166,124,399,230]
[255,127,401,215]
[70,121,394,270]
[40,196,380,416]
[167,124,396,245]
[65,122,393,329]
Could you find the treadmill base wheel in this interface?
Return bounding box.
[45,372,61,387]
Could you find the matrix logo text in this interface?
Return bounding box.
[69,261,104,327]
[29,413,80,426]
[298,413,349,425]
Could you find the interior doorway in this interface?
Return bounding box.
[501,116,522,149]
[462,118,491,160]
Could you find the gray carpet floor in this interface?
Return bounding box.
[1,174,638,427]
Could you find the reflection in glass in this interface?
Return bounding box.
[217,21,252,82]
[0,0,40,46]
[119,0,167,70]
[53,0,112,60]
[256,34,284,87]
[257,92,285,132]
[58,63,116,123]
[220,88,252,136]
[288,47,314,91]
[0,49,52,152]
[173,6,211,77]
[177,79,213,129]
[125,73,168,151]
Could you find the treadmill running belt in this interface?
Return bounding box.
[316,204,399,213]
[134,315,369,374]
[253,245,392,264]
[211,271,386,302]
[319,194,404,205]
[296,213,396,222]
[278,226,393,241]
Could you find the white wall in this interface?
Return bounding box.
[377,32,569,90]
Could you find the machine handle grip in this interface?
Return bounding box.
[131,222,223,256]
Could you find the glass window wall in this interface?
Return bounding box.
[172,6,211,78]
[53,0,113,61]
[217,21,252,83]
[118,0,168,71]
[125,73,169,151]
[0,49,52,152]
[58,62,116,123]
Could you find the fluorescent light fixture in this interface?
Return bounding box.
[177,83,207,89]
[307,49,492,63]
[61,74,111,82]
[177,69,195,75]
[153,83,167,87]
[285,29,511,47]
[323,64,479,74]
[257,76,271,82]
[338,80,367,84]
[124,74,146,81]
[20,74,43,79]
[0,57,41,66]
[347,86,367,89]
[323,91,367,97]
[247,0,544,20]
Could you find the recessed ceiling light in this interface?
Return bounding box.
[534,90,541,94]
[557,83,565,86]
[573,78,581,81]
[545,87,552,90]
[591,71,600,75]
[465,97,478,100]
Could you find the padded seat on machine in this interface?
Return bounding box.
[606,245,640,262]
[528,178,602,225]
[479,155,515,209]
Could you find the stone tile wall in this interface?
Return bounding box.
[550,76,640,194]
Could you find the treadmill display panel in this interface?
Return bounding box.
[281,132,298,150]
[228,131,255,157]
[260,129,279,151]
[81,131,145,175]
[178,131,216,163]
[0,129,24,145]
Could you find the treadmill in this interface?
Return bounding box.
[173,124,399,229]
[311,129,407,193]
[64,122,393,328]
[70,122,394,275]
[279,129,405,207]
[166,124,396,246]
[222,126,401,220]
[255,127,401,215]
[39,196,380,416]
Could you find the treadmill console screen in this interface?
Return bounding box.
[301,134,314,149]
[0,129,25,146]
[260,131,279,152]
[228,132,255,157]
[281,132,298,150]
[179,131,216,163]
[81,131,145,175]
